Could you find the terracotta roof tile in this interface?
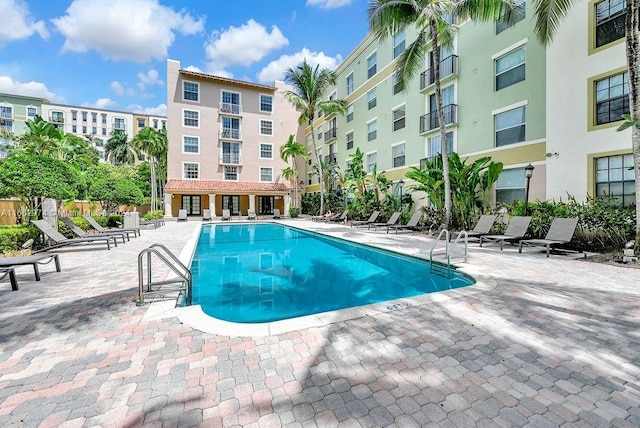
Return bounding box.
[165,179,292,193]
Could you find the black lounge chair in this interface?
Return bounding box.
[518,217,580,257]
[31,220,117,250]
[368,212,401,230]
[60,217,129,243]
[479,216,532,250]
[387,211,423,234]
[351,211,380,228]
[1,268,18,291]
[450,214,497,241]
[83,215,140,237]
[0,253,61,281]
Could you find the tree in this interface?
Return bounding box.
[369,0,513,228]
[283,60,346,215]
[132,127,168,211]
[105,131,136,165]
[14,115,63,157]
[534,0,640,252]
[88,176,144,214]
[280,134,307,208]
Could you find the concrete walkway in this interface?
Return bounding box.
[0,219,638,427]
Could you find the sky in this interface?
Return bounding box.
[0,0,371,116]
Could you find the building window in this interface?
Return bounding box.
[392,144,405,168]
[367,152,377,173]
[346,131,354,150]
[346,73,354,95]
[94,138,103,147]
[72,125,77,133]
[393,105,406,131]
[367,52,377,79]
[260,94,273,112]
[102,114,107,124]
[183,110,199,127]
[82,126,87,134]
[183,163,199,179]
[183,81,199,102]
[137,118,146,128]
[308,172,313,185]
[72,111,77,121]
[82,112,88,122]
[221,142,241,164]
[224,166,238,181]
[496,0,526,34]
[306,133,313,146]
[367,120,377,142]
[596,153,635,205]
[183,136,199,153]
[596,71,629,125]
[92,113,97,123]
[102,128,107,136]
[26,106,37,118]
[221,116,240,139]
[260,167,273,182]
[113,117,126,131]
[161,120,166,129]
[260,143,273,159]
[153,119,158,129]
[317,124,323,141]
[260,120,273,136]
[393,30,405,58]
[496,168,526,203]
[222,195,240,214]
[595,0,626,48]
[392,72,403,95]
[0,105,13,122]
[50,111,64,123]
[428,132,454,157]
[495,46,526,91]
[495,106,525,146]
[367,88,377,110]
[346,105,354,122]
[92,127,97,135]
[221,91,241,114]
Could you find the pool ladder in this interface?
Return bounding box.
[429,229,468,278]
[137,243,192,306]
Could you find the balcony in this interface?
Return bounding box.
[324,127,337,141]
[220,128,241,140]
[420,55,458,90]
[219,102,242,115]
[420,104,457,133]
[328,153,337,163]
[50,115,64,124]
[219,152,242,165]
[113,123,126,131]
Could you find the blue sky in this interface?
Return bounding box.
[0,0,370,116]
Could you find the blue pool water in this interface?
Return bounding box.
[191,223,474,323]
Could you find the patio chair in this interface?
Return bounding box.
[368,212,401,230]
[450,214,497,241]
[202,209,212,221]
[247,210,257,220]
[31,220,117,250]
[1,268,18,291]
[328,210,349,223]
[387,211,423,234]
[83,215,140,237]
[518,217,580,257]
[0,253,61,282]
[60,217,129,243]
[273,209,282,219]
[479,216,532,250]
[222,209,231,221]
[177,209,188,222]
[351,211,380,228]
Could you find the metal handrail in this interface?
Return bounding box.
[449,230,468,265]
[429,229,449,274]
[138,243,192,306]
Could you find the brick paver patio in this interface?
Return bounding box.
[0,219,638,427]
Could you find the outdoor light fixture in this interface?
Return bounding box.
[399,179,405,211]
[524,163,534,215]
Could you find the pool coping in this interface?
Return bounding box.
[142,221,498,337]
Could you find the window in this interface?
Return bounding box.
[82,126,87,134]
[221,141,241,164]
[260,167,273,182]
[393,105,406,131]
[0,105,12,120]
[224,166,238,181]
[221,116,240,138]
[346,105,354,122]
[260,94,273,112]
[94,138,103,147]
[496,0,526,34]
[102,114,107,124]
[260,120,273,135]
[222,195,240,214]
[221,91,241,114]
[102,128,107,136]
[72,125,77,133]
[183,110,199,127]
[367,120,377,142]
[72,111,77,121]
[317,124,323,140]
[183,163,199,179]
[392,144,405,168]
[308,172,313,185]
[183,136,199,153]
[92,127,97,135]
[367,88,377,110]
[428,132,454,157]
[367,152,377,173]
[595,0,626,48]
[137,118,145,128]
[183,81,199,101]
[162,120,166,129]
[346,131,354,150]
[392,72,402,95]
[367,53,377,79]
[82,112,88,122]
[596,154,635,205]
[346,73,354,95]
[260,143,273,159]
[153,119,158,129]
[496,168,526,203]
[306,133,313,146]
[51,111,64,123]
[495,106,526,146]
[114,117,125,130]
[596,71,629,125]
[92,113,97,123]
[393,30,405,58]
[26,106,36,118]
[495,47,526,90]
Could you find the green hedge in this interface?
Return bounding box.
[0,225,42,254]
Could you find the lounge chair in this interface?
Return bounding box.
[177,209,188,222]
[222,209,231,221]
[387,211,423,234]
[368,212,401,230]
[202,209,212,221]
[479,216,532,250]
[247,210,257,220]
[328,210,349,223]
[450,214,497,241]
[0,253,61,282]
[351,211,380,228]
[60,217,129,243]
[83,215,140,237]
[1,268,18,291]
[31,220,117,250]
[273,209,282,219]
[518,217,580,257]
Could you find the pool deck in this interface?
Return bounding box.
[0,219,638,427]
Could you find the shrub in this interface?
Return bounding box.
[289,207,300,218]
[143,210,165,220]
[0,225,41,254]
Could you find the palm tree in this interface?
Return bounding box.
[16,115,63,157]
[534,0,640,250]
[133,127,168,211]
[369,0,513,228]
[283,60,346,215]
[105,131,136,165]
[280,134,308,208]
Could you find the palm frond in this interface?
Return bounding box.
[531,0,577,44]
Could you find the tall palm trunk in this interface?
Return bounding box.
[431,24,452,228]
[150,156,157,211]
[626,0,640,250]
[310,124,325,214]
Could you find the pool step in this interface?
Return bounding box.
[138,244,192,306]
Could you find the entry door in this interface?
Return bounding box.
[181,195,201,215]
[221,195,240,215]
[258,196,274,215]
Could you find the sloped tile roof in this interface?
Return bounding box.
[165,179,292,193]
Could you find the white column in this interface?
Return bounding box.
[208,193,216,217]
[284,193,291,216]
[249,194,256,212]
[163,193,173,218]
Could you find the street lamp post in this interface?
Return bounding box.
[524,163,535,215]
[399,179,404,212]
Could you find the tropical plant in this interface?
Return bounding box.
[283,60,347,215]
[14,115,63,157]
[88,176,144,214]
[132,127,168,211]
[280,134,307,208]
[105,131,136,165]
[312,157,341,193]
[369,0,513,228]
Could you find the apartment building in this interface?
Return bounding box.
[164,59,302,219]
[0,93,46,158]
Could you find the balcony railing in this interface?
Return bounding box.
[219,153,242,165]
[420,55,458,90]
[219,102,242,115]
[420,104,457,133]
[50,115,64,124]
[328,153,337,163]
[220,128,241,140]
[324,127,337,141]
[113,123,126,130]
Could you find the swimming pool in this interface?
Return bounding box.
[191,223,474,323]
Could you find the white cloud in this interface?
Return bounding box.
[81,98,116,109]
[51,0,204,63]
[137,69,163,87]
[0,75,63,103]
[205,19,288,74]
[126,103,167,116]
[0,0,48,46]
[183,65,203,73]
[110,81,136,97]
[306,0,353,9]
[257,48,343,83]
